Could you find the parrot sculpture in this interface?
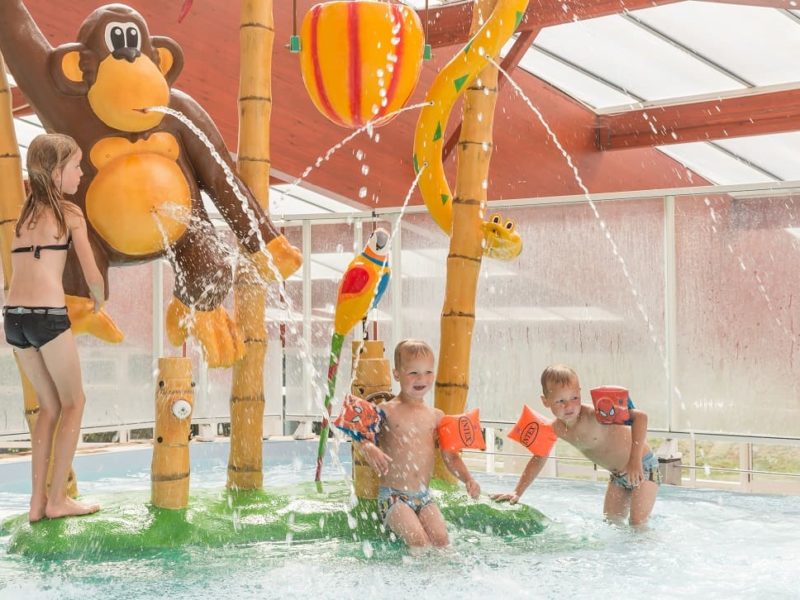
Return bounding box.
[316,227,391,482]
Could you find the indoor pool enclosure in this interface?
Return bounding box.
[1,0,799,598]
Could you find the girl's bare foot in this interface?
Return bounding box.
[45,496,100,519]
[29,496,48,523]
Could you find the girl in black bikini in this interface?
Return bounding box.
[4,133,104,522]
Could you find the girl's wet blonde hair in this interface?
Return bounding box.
[393,339,434,369]
[540,364,578,397]
[16,133,81,240]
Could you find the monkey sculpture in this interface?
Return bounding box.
[0,2,302,367]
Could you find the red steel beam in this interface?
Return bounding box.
[418,2,474,49]
[596,87,800,149]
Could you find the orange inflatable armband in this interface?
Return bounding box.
[437,408,486,453]
[590,386,634,425]
[508,405,557,457]
[334,395,383,442]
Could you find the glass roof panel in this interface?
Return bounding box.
[13,118,42,149]
[11,115,44,175]
[715,133,800,181]
[657,143,778,185]
[504,42,638,109]
[534,14,746,105]
[271,184,356,215]
[633,2,800,87]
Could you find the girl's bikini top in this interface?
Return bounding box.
[11,234,72,259]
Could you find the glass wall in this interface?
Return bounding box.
[1,184,798,443]
[401,198,670,427]
[673,191,800,437]
[0,261,156,437]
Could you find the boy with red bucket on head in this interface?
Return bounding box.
[492,364,660,527]
[334,339,482,549]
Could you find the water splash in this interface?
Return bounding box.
[497,66,797,449]
[143,106,355,489]
[144,106,278,273]
[143,105,426,519]
[151,205,242,346]
[151,204,194,331]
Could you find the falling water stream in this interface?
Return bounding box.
[490,56,798,455]
[480,59,738,447]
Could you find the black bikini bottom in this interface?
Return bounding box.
[3,306,71,350]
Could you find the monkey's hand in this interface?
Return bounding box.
[165,298,245,368]
[247,235,303,282]
[65,295,124,343]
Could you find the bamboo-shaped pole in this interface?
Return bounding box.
[0,55,21,284]
[228,0,274,490]
[0,54,78,496]
[433,0,500,479]
[350,340,392,500]
[151,357,194,509]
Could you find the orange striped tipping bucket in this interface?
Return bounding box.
[299,1,424,128]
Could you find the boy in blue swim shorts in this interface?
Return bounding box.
[492,365,660,527]
[356,340,480,548]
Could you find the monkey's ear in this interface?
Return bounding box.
[49,43,90,96]
[151,36,184,86]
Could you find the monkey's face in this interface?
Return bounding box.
[86,20,170,132]
[52,8,182,133]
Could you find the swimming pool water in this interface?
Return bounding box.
[1,440,798,599]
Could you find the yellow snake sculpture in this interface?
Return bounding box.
[413,0,528,261]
